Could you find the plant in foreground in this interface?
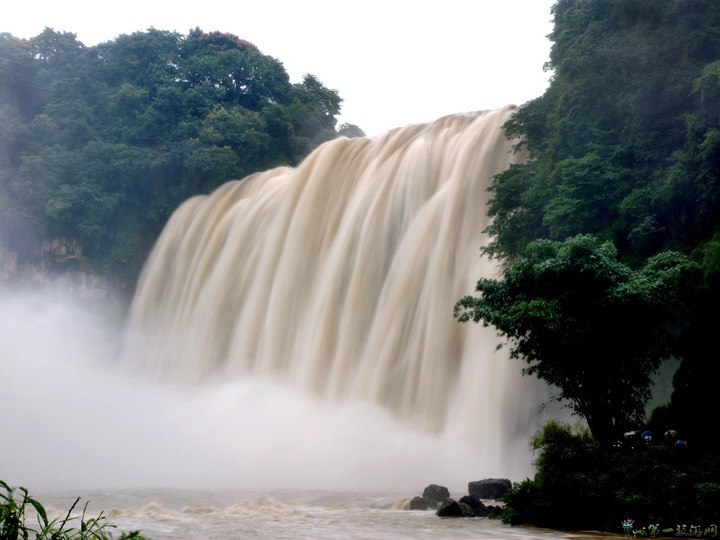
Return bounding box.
[0,480,148,540]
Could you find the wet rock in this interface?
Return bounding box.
[459,495,488,517]
[436,498,475,517]
[468,478,512,500]
[422,484,450,504]
[487,504,504,517]
[409,496,432,510]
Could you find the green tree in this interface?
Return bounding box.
[475,0,720,457]
[0,33,43,119]
[486,0,720,263]
[286,73,343,156]
[0,27,355,285]
[455,235,699,444]
[337,123,366,138]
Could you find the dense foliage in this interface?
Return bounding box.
[455,235,699,444]
[458,0,720,530]
[486,0,720,264]
[462,0,720,447]
[502,421,720,534]
[0,28,362,285]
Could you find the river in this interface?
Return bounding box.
[35,488,624,540]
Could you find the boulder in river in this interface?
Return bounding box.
[468,478,512,500]
[458,495,488,516]
[409,496,432,510]
[422,484,450,504]
[436,498,476,517]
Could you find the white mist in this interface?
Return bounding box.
[1,288,538,494]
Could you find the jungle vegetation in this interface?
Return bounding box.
[456,0,720,532]
[0,28,362,286]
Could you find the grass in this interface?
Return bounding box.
[0,480,149,540]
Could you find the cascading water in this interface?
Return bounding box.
[2,106,581,540]
[124,105,546,471]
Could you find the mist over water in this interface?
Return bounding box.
[0,287,537,494]
[2,108,549,496]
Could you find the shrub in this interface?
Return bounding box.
[501,421,720,533]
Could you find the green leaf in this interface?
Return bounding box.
[26,497,48,527]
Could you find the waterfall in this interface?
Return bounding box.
[124,106,544,470]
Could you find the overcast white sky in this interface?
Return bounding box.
[4,0,556,137]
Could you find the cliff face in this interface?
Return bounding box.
[0,238,109,299]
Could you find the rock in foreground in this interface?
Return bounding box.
[458,495,488,516]
[436,498,476,517]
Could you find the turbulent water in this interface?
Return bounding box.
[125,106,546,465]
[34,489,621,540]
[1,107,574,540]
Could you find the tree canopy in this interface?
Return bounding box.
[459,0,720,445]
[455,235,699,443]
[455,0,720,530]
[485,0,720,265]
[0,28,362,285]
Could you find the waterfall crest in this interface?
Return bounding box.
[125,106,543,455]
